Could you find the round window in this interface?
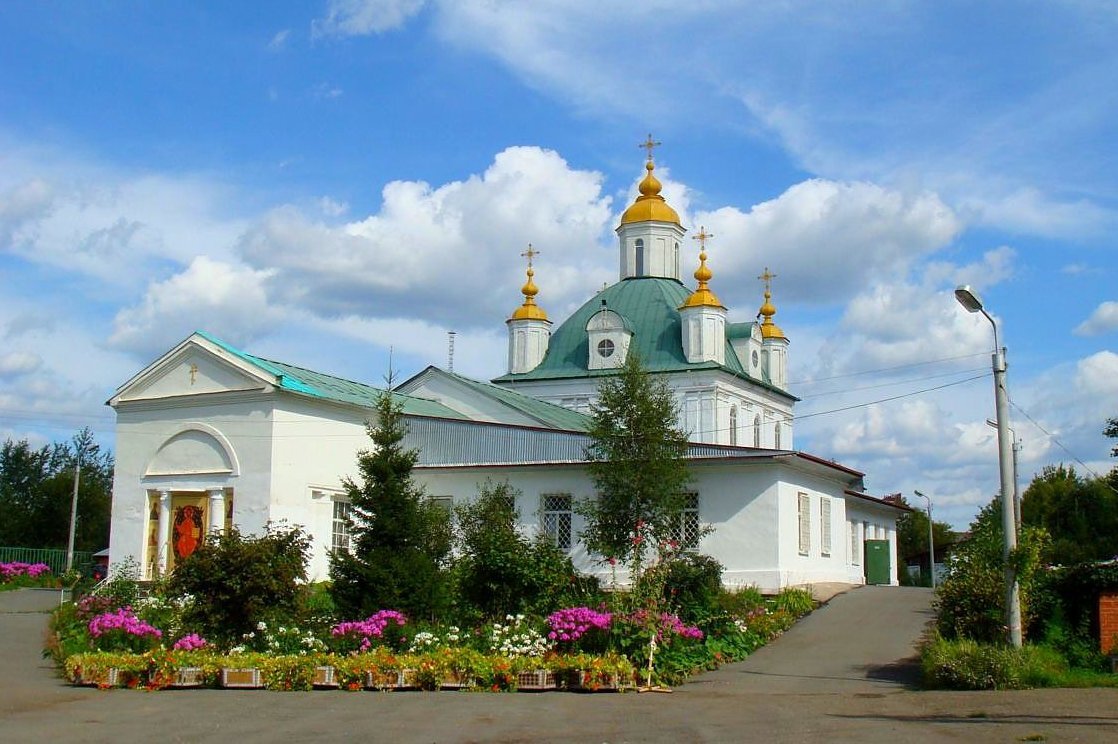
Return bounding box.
[751,350,759,368]
[597,339,616,358]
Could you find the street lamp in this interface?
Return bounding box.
[955,285,1022,647]
[914,490,935,589]
[987,418,1022,531]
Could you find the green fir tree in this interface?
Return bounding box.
[329,387,451,620]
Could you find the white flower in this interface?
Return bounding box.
[256,621,267,631]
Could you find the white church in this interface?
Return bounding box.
[107,146,904,592]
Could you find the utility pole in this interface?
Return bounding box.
[65,446,81,574]
[914,490,935,589]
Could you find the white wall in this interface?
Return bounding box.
[108,394,277,576]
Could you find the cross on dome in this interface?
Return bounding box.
[639,133,662,162]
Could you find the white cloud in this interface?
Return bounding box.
[237,146,615,329]
[1074,301,1118,336]
[0,351,42,378]
[693,180,962,309]
[109,257,280,357]
[268,29,291,50]
[312,0,427,38]
[1074,350,1118,396]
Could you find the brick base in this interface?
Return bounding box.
[1099,592,1118,655]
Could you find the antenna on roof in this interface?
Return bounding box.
[447,330,456,373]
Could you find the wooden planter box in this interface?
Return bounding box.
[75,667,134,688]
[515,670,557,691]
[221,668,263,689]
[313,665,338,688]
[439,672,477,690]
[364,669,417,690]
[172,667,205,688]
[574,671,628,692]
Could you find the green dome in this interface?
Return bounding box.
[493,277,749,382]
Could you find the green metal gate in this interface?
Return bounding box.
[864,540,891,585]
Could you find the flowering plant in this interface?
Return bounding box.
[486,614,553,657]
[331,610,408,653]
[0,561,52,582]
[241,621,327,655]
[88,607,163,652]
[172,633,209,651]
[546,606,612,650]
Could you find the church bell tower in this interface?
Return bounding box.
[506,245,551,375]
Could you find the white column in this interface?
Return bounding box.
[208,488,225,536]
[156,489,171,575]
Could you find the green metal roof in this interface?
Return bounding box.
[492,277,794,399]
[195,331,467,419]
[443,371,592,431]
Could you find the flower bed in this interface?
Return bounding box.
[63,649,636,693]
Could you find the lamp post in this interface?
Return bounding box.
[914,490,935,589]
[987,418,1022,531]
[955,285,1022,647]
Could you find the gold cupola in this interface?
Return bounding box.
[680,227,725,309]
[619,135,681,226]
[757,267,786,340]
[510,244,548,321]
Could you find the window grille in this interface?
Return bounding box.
[541,493,573,551]
[675,492,701,550]
[332,499,352,554]
[754,415,761,447]
[797,492,811,555]
[729,406,738,445]
[774,421,782,449]
[820,498,832,556]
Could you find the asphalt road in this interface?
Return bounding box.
[3,586,1117,743]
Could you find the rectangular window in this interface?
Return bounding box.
[850,520,860,565]
[428,495,455,513]
[676,492,701,550]
[541,493,573,551]
[332,499,353,554]
[798,492,811,555]
[820,498,832,556]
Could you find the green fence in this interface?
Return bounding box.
[0,547,93,576]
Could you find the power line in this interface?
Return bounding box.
[792,373,990,422]
[788,351,990,386]
[796,366,989,401]
[1008,399,1118,491]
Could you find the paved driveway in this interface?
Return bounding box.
[3,586,1117,743]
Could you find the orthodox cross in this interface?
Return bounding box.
[692,226,714,252]
[521,243,539,268]
[758,267,777,293]
[188,363,198,385]
[639,133,661,162]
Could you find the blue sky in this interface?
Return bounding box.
[2,1,1116,528]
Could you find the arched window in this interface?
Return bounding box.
[753,415,761,447]
[729,406,738,445]
[774,422,782,449]
[635,238,645,275]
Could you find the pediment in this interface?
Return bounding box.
[111,336,272,405]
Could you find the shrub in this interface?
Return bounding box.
[921,636,1067,690]
[769,587,815,618]
[654,553,724,624]
[452,481,589,621]
[717,585,765,615]
[168,524,310,644]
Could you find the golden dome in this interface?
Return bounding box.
[619,160,681,226]
[757,267,786,339]
[510,247,549,321]
[680,228,724,309]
